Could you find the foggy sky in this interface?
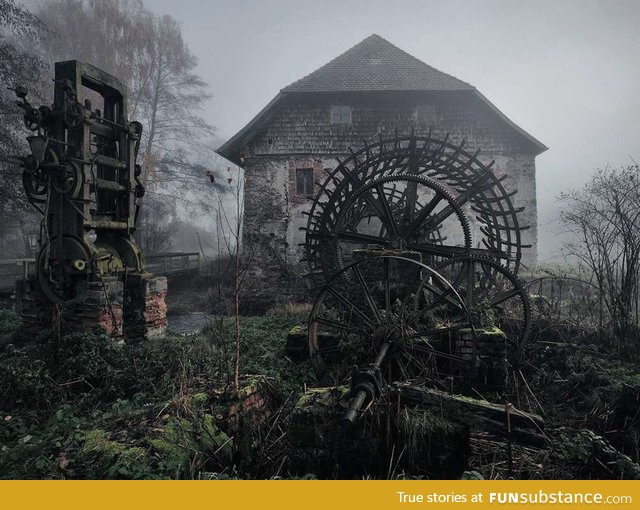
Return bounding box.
[147,0,640,261]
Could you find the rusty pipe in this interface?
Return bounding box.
[343,340,390,424]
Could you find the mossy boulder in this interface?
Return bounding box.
[80,429,150,479]
[148,414,232,477]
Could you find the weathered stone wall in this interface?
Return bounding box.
[240,91,539,306]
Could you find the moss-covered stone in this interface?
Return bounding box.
[285,324,309,361]
[148,413,232,477]
[81,429,149,479]
[190,392,209,407]
[288,386,349,477]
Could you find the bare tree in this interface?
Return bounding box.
[560,163,640,348]
[32,0,222,250]
[215,169,245,390]
[0,0,48,256]
[201,166,261,391]
[137,194,180,254]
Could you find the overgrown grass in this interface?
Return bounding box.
[4,299,640,480]
[0,308,20,344]
[0,307,312,479]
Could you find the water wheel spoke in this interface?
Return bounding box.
[424,171,493,229]
[384,257,391,313]
[464,259,475,309]
[489,287,522,307]
[374,183,399,237]
[335,230,390,245]
[408,321,470,337]
[418,281,465,310]
[404,193,443,237]
[313,315,363,333]
[326,285,374,328]
[351,264,382,323]
[422,203,460,230]
[403,342,470,364]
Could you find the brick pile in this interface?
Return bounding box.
[225,379,272,431]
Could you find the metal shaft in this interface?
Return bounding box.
[343,340,390,424]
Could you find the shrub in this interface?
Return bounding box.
[0,308,20,344]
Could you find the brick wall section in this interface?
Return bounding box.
[67,279,124,337]
[456,328,508,392]
[123,275,167,339]
[14,277,124,339]
[226,381,272,426]
[15,274,168,342]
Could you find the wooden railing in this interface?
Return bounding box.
[144,252,201,276]
[0,252,200,292]
[0,258,36,292]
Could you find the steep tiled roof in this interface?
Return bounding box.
[217,35,547,164]
[282,34,474,93]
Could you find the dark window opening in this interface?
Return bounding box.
[296,168,314,195]
[330,105,352,124]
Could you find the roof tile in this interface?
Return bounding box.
[282,34,474,93]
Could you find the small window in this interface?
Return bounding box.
[330,105,352,124]
[413,104,436,125]
[296,168,314,195]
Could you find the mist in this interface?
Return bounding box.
[145,0,640,262]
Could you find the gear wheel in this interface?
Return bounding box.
[306,173,473,286]
[304,135,529,284]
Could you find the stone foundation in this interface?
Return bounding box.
[14,273,167,341]
[456,327,508,392]
[15,277,124,340]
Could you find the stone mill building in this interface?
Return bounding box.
[216,34,546,310]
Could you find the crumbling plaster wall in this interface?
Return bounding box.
[241,91,539,289]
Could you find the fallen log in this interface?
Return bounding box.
[390,382,546,447]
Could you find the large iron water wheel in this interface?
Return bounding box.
[305,134,529,287]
